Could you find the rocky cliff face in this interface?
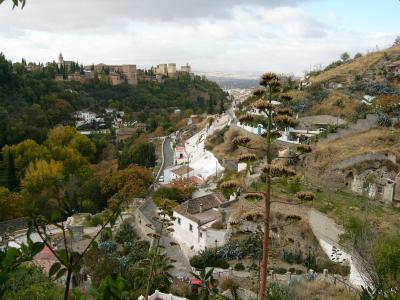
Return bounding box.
[301,152,400,204]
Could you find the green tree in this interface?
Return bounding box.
[341,216,400,299]
[0,238,44,298]
[341,52,351,62]
[2,265,63,300]
[394,36,400,46]
[21,158,134,300]
[0,187,24,221]
[119,142,156,169]
[354,52,363,59]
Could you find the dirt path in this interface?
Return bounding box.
[308,208,343,246]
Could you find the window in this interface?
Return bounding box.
[189,224,193,232]
[177,218,181,225]
[199,232,203,238]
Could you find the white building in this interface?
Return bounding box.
[74,111,97,123]
[171,166,194,181]
[277,127,321,144]
[74,111,97,127]
[172,193,231,257]
[174,146,187,165]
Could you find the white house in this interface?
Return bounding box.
[174,146,187,165]
[278,127,321,144]
[74,111,97,127]
[172,193,231,257]
[74,111,97,123]
[171,166,194,181]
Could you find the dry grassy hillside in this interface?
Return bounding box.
[310,44,400,84]
[303,90,360,119]
[206,127,268,161]
[305,128,400,171]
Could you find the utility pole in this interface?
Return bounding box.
[187,154,190,181]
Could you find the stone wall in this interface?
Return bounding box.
[133,203,156,245]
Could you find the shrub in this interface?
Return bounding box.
[287,148,299,166]
[287,177,301,194]
[376,112,392,127]
[296,191,315,201]
[99,230,110,243]
[316,259,350,277]
[90,213,104,226]
[234,262,245,271]
[98,241,118,253]
[115,221,137,244]
[266,282,290,300]
[218,241,244,260]
[276,267,287,274]
[189,249,229,269]
[248,263,259,271]
[282,250,303,265]
[309,89,329,103]
[240,235,262,260]
[220,277,239,292]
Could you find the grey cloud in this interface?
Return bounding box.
[0,0,314,33]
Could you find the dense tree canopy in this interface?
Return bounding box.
[119,142,157,169]
[0,53,226,149]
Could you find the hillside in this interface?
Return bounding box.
[0,53,226,148]
[309,44,400,85]
[285,45,400,121]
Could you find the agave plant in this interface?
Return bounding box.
[227,72,315,300]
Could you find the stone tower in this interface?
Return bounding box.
[58,53,64,68]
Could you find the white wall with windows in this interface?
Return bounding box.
[172,211,228,257]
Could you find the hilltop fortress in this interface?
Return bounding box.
[55,53,193,86]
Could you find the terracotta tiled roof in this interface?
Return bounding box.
[172,166,193,176]
[188,176,204,185]
[174,193,226,223]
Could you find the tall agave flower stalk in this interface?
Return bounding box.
[144,208,176,300]
[222,73,315,300]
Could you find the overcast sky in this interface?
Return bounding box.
[0,0,399,76]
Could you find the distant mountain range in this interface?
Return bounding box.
[197,71,260,89]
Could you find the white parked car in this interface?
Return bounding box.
[159,175,164,182]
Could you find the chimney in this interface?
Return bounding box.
[199,203,203,213]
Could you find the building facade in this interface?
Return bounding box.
[172,193,230,257]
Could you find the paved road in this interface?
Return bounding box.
[153,136,174,186]
[161,136,174,176]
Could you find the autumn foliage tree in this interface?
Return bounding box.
[0,186,24,221]
[22,162,153,300]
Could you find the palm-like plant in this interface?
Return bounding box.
[190,268,219,300]
[223,73,314,300]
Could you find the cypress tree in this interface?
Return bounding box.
[7,151,18,191]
